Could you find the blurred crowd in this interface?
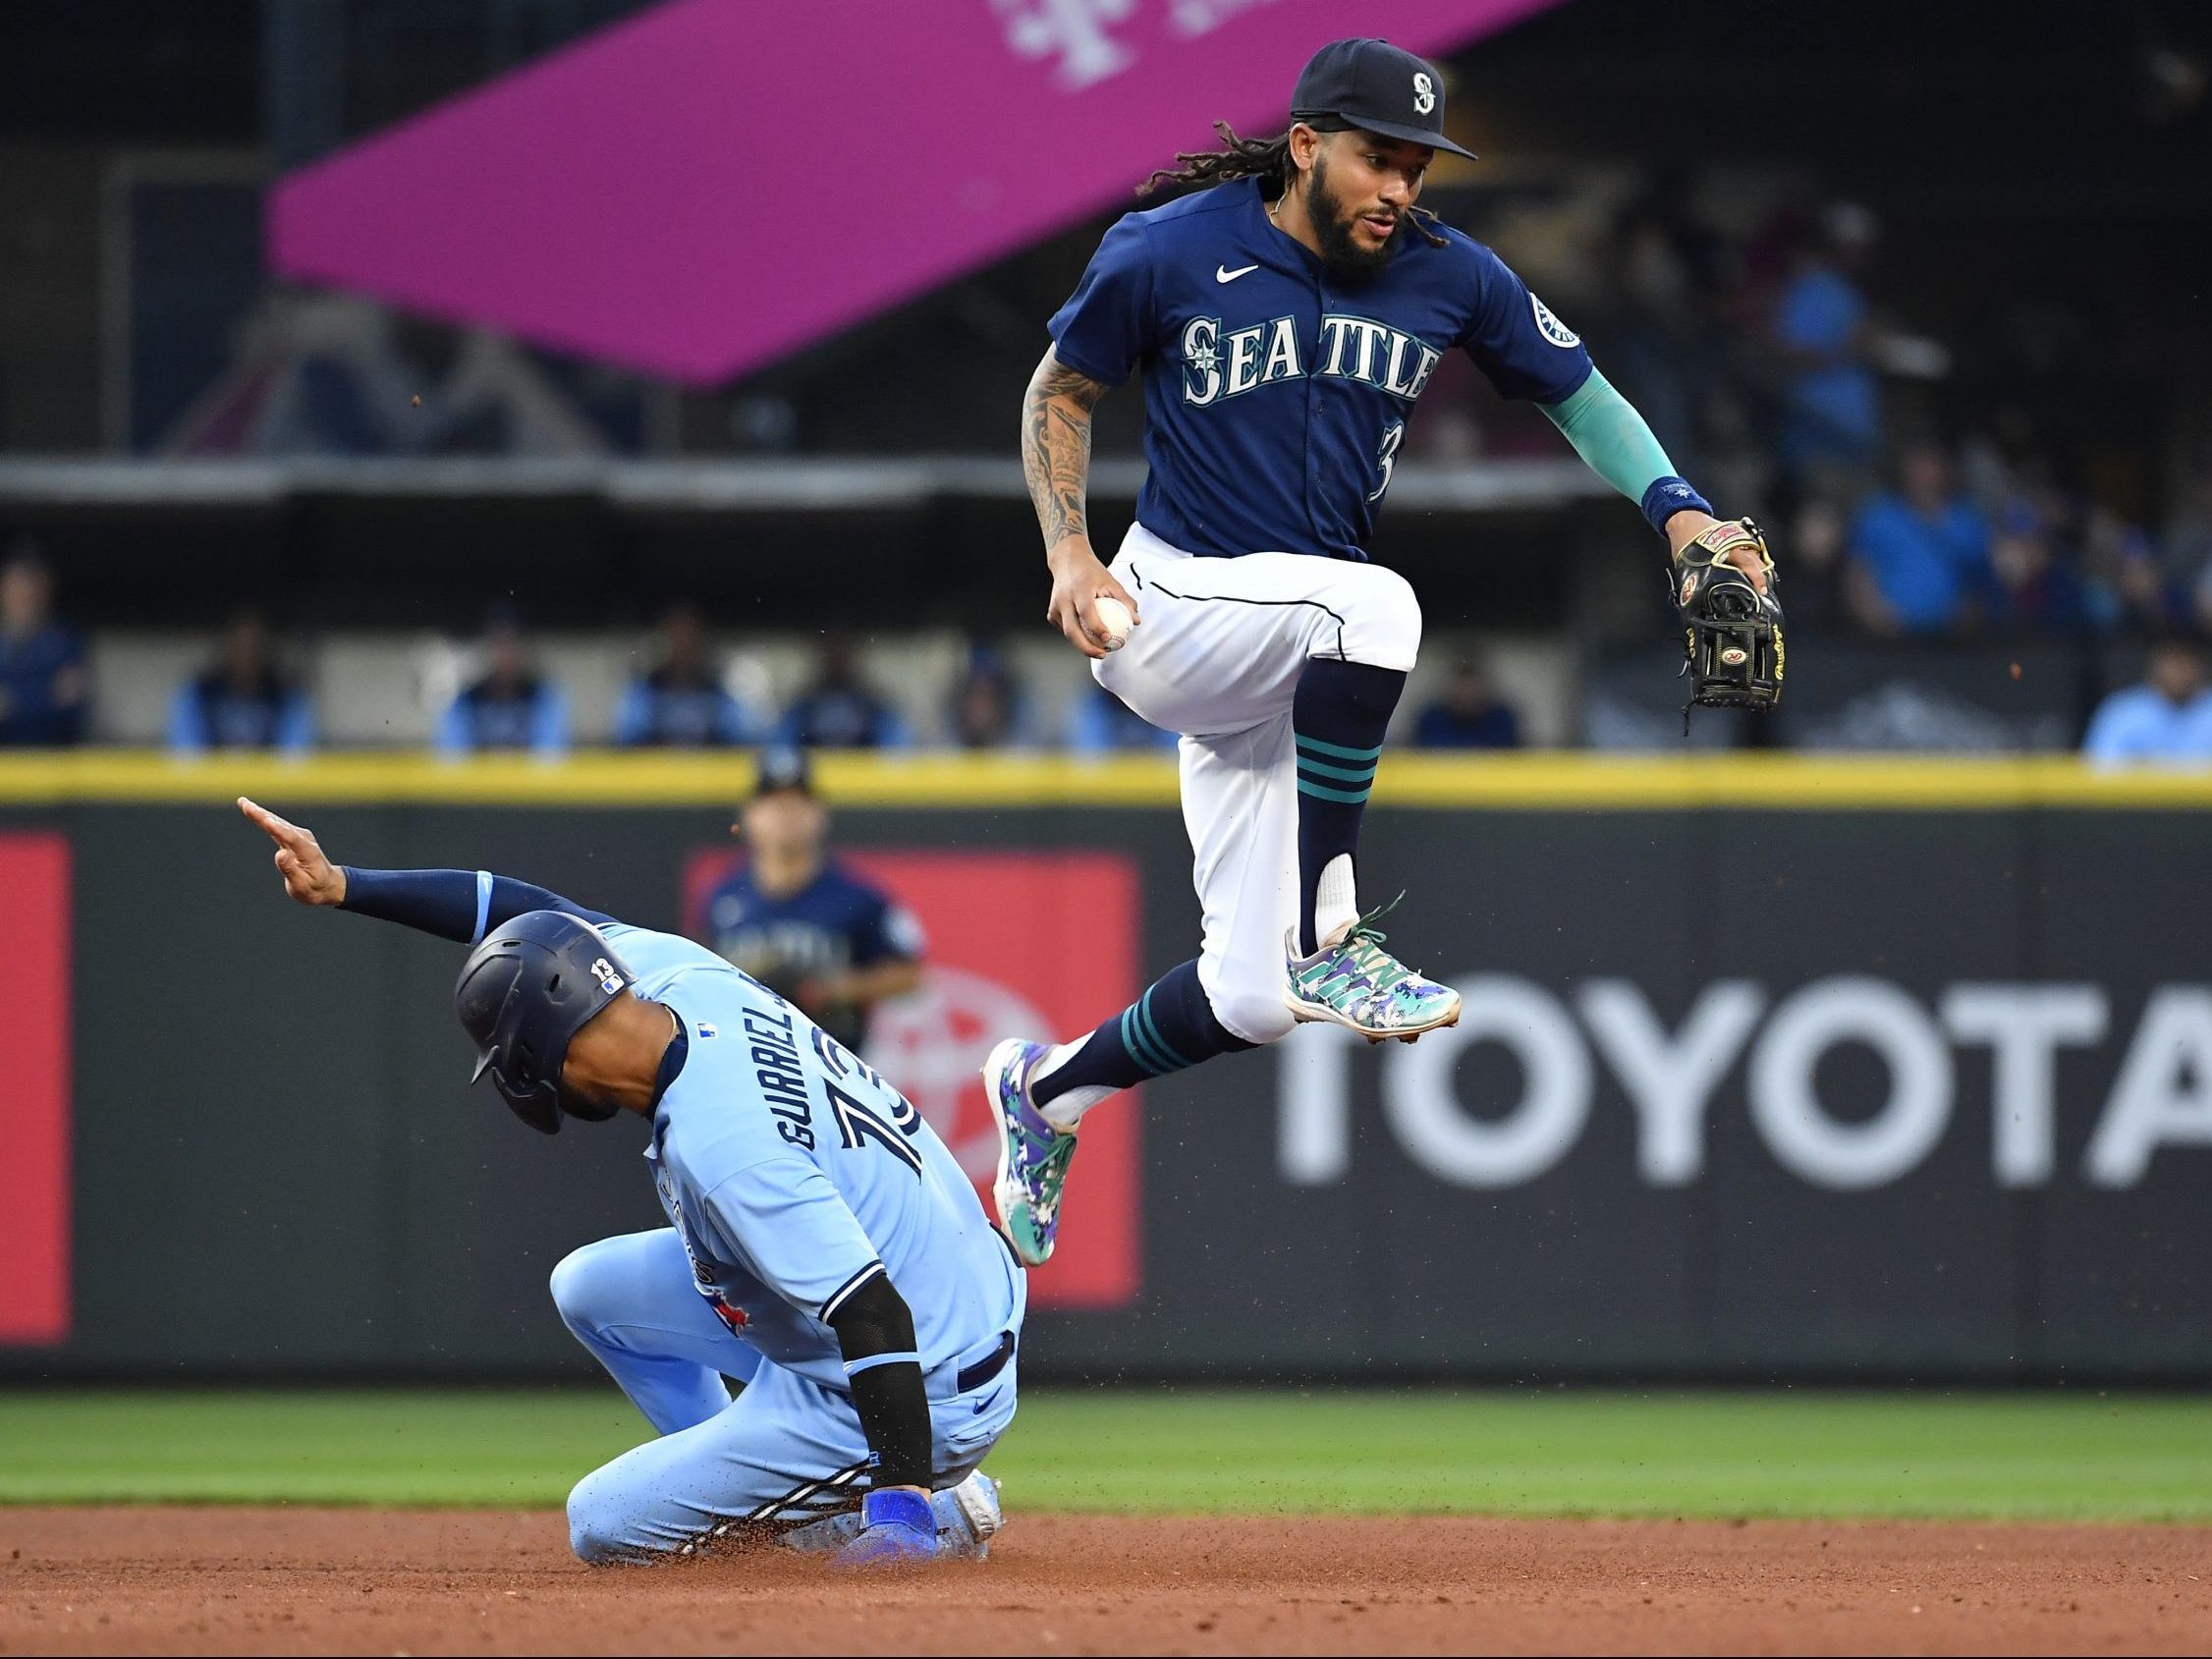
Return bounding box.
[6,531,2209,762]
[12,166,2212,765]
[1545,194,2212,646]
[154,178,2212,665]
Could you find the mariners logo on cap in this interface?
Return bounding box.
[1412,71,1436,115]
[1531,294,1581,349]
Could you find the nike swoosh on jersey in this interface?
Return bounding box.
[1215,263,1258,283]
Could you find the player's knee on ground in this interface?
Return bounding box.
[567,1465,650,1566]
[548,1241,618,1337]
[1337,564,1422,671]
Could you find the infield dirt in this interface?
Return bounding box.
[2,1507,2207,1655]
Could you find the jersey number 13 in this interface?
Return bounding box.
[1367,420,1405,504]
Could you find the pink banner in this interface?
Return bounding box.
[267,0,1567,384]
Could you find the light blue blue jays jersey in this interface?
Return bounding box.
[599,922,1024,1393]
[1050,178,1594,562]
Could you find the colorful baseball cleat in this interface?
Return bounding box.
[782,1470,1004,1561]
[1283,895,1462,1043]
[983,1037,1078,1266]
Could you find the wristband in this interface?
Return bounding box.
[1641,476,1714,537]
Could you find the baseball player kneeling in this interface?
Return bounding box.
[243,798,1017,1568]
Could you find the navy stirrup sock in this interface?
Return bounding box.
[1292,659,1408,955]
[1030,959,1254,1108]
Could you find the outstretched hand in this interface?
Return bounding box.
[238,797,347,907]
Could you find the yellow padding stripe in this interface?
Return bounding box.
[0,750,2205,809]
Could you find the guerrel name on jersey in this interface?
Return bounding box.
[1049,177,1594,562]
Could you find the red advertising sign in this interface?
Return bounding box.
[684,848,1141,1309]
[0,834,71,1346]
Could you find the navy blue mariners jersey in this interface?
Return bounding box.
[1049,178,1593,561]
[604,921,1023,1395]
[697,858,923,1051]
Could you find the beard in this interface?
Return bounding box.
[1304,152,1405,279]
[558,1089,622,1124]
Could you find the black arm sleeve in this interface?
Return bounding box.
[823,1273,931,1489]
[337,867,617,944]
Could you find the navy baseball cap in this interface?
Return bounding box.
[1291,39,1475,161]
[750,744,814,799]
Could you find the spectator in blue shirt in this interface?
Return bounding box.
[1773,203,1884,481]
[776,633,909,749]
[435,607,570,756]
[1413,658,1524,749]
[168,610,314,755]
[613,604,755,748]
[0,545,88,747]
[1846,443,1996,635]
[2082,635,2212,765]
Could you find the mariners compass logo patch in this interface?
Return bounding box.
[1530,294,1580,349]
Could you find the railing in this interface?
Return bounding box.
[0,455,1613,512]
[0,749,2208,807]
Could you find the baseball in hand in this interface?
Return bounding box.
[1093,595,1134,651]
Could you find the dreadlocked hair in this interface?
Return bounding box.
[1142,122,1290,197]
[1139,121,1449,248]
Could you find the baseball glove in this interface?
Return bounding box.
[1672,518,1784,731]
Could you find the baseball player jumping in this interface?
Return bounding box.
[242,798,1018,1568]
[989,38,1780,1264]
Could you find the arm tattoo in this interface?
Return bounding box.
[1022,353,1108,554]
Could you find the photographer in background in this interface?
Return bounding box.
[2082,633,2212,765]
[167,609,315,755]
[0,544,88,748]
[694,746,925,1053]
[613,603,758,748]
[1413,658,1525,750]
[435,605,571,757]
[775,633,910,749]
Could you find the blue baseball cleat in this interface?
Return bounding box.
[782,1470,1004,1561]
[983,1037,1078,1266]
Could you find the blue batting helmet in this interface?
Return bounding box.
[454,910,634,1134]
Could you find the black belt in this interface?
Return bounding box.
[955,1331,1015,1394]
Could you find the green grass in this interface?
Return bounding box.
[1,1387,2207,1521]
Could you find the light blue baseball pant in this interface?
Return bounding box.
[550,1229,1018,1564]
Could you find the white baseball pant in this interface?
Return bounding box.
[1092,522,1422,1044]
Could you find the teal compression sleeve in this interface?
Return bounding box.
[1539,367,1712,533]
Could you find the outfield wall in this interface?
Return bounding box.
[1,752,2207,1382]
